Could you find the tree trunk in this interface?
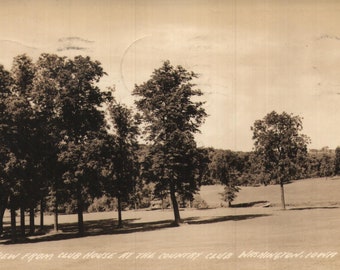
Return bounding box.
[77,186,84,236]
[170,182,181,226]
[40,197,44,231]
[10,206,16,243]
[53,193,59,232]
[0,198,8,235]
[117,195,123,228]
[20,206,25,237]
[280,182,286,210]
[29,206,35,235]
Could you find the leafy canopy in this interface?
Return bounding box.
[251,111,310,184]
[133,60,206,141]
[133,60,207,204]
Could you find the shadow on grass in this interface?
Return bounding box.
[184,214,270,225]
[230,201,269,208]
[0,213,271,245]
[289,206,339,211]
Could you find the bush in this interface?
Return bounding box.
[87,195,117,212]
[192,195,209,209]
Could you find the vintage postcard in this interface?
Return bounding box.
[0,1,339,269]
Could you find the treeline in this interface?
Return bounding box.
[203,147,340,187]
[0,54,141,241]
[67,144,339,213]
[1,53,339,242]
[0,55,211,241]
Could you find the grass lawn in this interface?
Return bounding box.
[1,177,340,270]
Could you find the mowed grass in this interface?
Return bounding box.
[1,177,340,270]
[201,176,340,208]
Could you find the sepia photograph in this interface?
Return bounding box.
[0,0,340,269]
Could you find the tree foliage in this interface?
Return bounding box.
[55,56,109,235]
[0,64,14,236]
[334,147,340,176]
[102,101,140,227]
[0,53,113,238]
[3,53,334,241]
[210,150,240,206]
[133,61,207,225]
[251,111,310,209]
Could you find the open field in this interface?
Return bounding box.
[202,176,340,208]
[1,177,340,270]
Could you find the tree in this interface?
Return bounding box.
[0,64,13,236]
[0,55,39,240]
[58,132,106,235]
[305,152,321,178]
[133,61,207,225]
[56,55,109,235]
[211,150,240,207]
[334,147,340,176]
[29,53,111,235]
[31,53,69,232]
[0,56,38,240]
[103,101,139,227]
[251,111,310,209]
[11,54,38,236]
[319,153,334,178]
[195,148,210,187]
[0,53,111,239]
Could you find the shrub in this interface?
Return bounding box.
[87,195,117,212]
[192,195,209,209]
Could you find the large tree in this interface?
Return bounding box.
[0,55,39,240]
[0,55,37,240]
[31,53,110,235]
[58,132,106,235]
[56,55,109,235]
[251,111,310,209]
[0,64,14,236]
[11,54,39,236]
[31,53,69,232]
[133,61,207,225]
[103,101,139,228]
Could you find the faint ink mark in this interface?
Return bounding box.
[58,37,94,43]
[119,35,152,92]
[199,82,230,98]
[204,91,229,97]
[316,34,340,41]
[57,36,94,52]
[312,89,340,97]
[0,39,37,50]
[57,46,87,52]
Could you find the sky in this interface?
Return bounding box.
[1,0,340,151]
